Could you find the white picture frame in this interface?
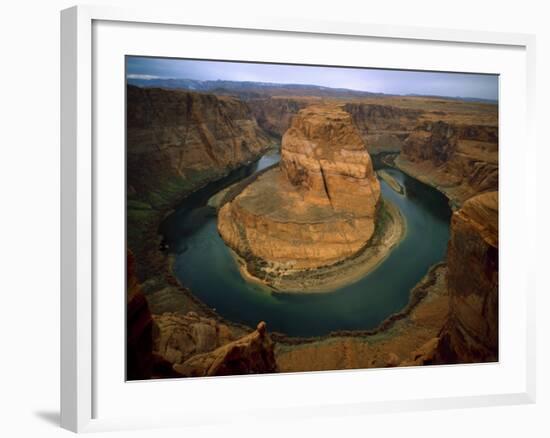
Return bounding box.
[60,4,537,433]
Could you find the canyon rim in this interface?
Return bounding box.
[126,57,499,380]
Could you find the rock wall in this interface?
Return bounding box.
[126,250,154,380]
[397,121,498,205]
[126,85,273,280]
[247,97,309,138]
[440,191,499,362]
[173,322,278,377]
[344,103,423,153]
[128,248,278,379]
[402,191,499,366]
[127,85,271,207]
[153,312,237,367]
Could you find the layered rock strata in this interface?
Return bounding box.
[153,311,238,366]
[344,103,424,153]
[173,322,277,377]
[126,85,272,281]
[127,85,271,206]
[218,105,383,287]
[128,251,278,379]
[401,191,499,366]
[276,192,498,369]
[438,191,499,362]
[396,121,498,206]
[247,97,309,138]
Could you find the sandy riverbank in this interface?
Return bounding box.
[227,197,407,293]
[377,169,405,195]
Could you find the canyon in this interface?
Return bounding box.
[126,82,499,378]
[397,121,498,207]
[126,85,274,279]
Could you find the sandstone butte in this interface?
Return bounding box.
[217,104,383,286]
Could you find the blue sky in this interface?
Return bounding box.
[127,56,498,100]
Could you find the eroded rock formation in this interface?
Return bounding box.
[439,191,499,362]
[126,85,271,208]
[129,252,278,379]
[402,191,499,365]
[127,249,154,380]
[173,322,277,377]
[248,97,309,138]
[276,192,498,369]
[397,121,498,206]
[218,105,382,281]
[153,311,238,366]
[344,103,423,153]
[280,105,381,216]
[126,85,273,281]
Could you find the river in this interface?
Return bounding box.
[159,151,451,337]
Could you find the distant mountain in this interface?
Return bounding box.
[126,77,498,104]
[126,78,385,99]
[404,94,498,105]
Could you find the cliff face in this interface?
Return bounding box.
[218,105,382,278]
[247,97,309,138]
[344,103,423,153]
[127,250,154,380]
[153,312,238,367]
[401,191,499,366]
[440,191,499,362]
[128,250,277,379]
[126,85,273,281]
[153,312,277,377]
[173,322,277,377]
[397,121,498,206]
[126,85,271,207]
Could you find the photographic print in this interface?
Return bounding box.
[126,57,498,380]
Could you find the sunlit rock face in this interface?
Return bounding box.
[280,105,380,216]
[218,105,381,272]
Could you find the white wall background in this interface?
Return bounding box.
[0,0,547,436]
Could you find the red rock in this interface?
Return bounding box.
[218,105,381,275]
[173,322,277,377]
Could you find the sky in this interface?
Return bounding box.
[127,56,499,100]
